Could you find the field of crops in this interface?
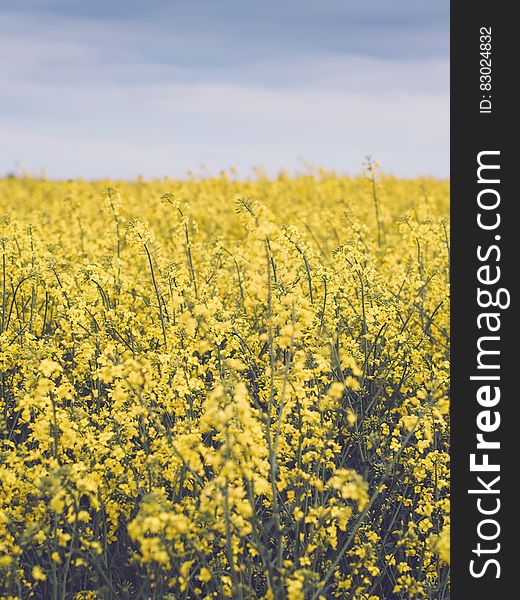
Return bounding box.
[0,171,449,599]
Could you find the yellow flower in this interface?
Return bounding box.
[198,567,212,583]
[31,566,47,581]
[0,172,449,598]
[38,358,62,378]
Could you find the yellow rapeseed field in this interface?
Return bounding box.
[0,169,449,599]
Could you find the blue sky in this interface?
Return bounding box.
[0,1,449,179]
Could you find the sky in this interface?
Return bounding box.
[0,0,449,180]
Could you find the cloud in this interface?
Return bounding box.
[0,78,448,178]
[0,1,449,179]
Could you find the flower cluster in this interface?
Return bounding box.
[0,170,449,599]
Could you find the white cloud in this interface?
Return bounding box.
[0,8,449,179]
